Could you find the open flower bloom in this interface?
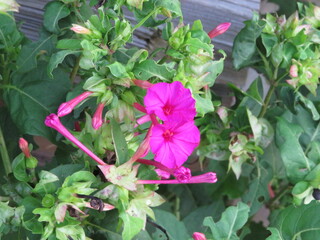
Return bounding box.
[144,81,196,122]
[150,120,200,168]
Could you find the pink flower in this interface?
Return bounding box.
[19,138,30,158]
[192,232,207,240]
[58,91,93,117]
[44,114,106,165]
[208,22,231,39]
[144,81,196,122]
[92,103,105,130]
[150,120,200,168]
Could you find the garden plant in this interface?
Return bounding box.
[0,0,320,239]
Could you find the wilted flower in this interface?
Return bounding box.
[144,81,196,122]
[208,22,231,39]
[150,120,200,168]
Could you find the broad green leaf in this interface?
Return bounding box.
[261,33,278,57]
[56,39,82,50]
[267,201,320,240]
[194,94,215,116]
[120,212,144,240]
[204,202,250,240]
[33,171,59,195]
[16,34,56,73]
[276,117,313,183]
[107,61,130,78]
[21,196,43,234]
[3,62,71,139]
[152,209,190,240]
[246,77,264,104]
[56,224,86,240]
[271,42,284,68]
[43,1,71,34]
[297,92,320,121]
[47,50,80,77]
[0,14,23,50]
[155,0,182,17]
[127,0,146,10]
[110,119,129,165]
[232,14,266,70]
[12,154,30,182]
[50,164,84,186]
[133,59,175,81]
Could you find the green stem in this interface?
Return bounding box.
[0,125,12,176]
[132,7,160,31]
[258,82,276,118]
[174,197,180,221]
[84,221,120,235]
[70,56,81,86]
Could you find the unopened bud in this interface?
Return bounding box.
[71,24,91,35]
[208,22,231,39]
[192,232,207,240]
[289,65,298,78]
[92,103,105,130]
[19,138,30,158]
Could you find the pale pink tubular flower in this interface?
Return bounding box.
[144,81,196,122]
[137,172,217,184]
[19,138,30,158]
[44,114,106,165]
[58,91,93,117]
[150,120,200,168]
[70,24,91,34]
[208,22,231,39]
[92,103,105,130]
[133,79,154,89]
[192,232,207,240]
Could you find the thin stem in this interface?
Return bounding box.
[84,221,121,235]
[0,125,12,176]
[70,55,81,86]
[258,82,276,118]
[132,7,160,31]
[175,197,180,220]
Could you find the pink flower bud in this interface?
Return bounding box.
[192,232,207,240]
[174,166,191,183]
[208,22,231,39]
[286,79,298,88]
[19,138,30,158]
[70,24,91,34]
[92,103,105,130]
[289,65,298,78]
[57,91,93,117]
[45,113,106,165]
[133,79,154,89]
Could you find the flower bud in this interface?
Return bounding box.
[58,91,93,117]
[19,138,30,158]
[289,64,298,78]
[208,22,231,39]
[92,103,105,130]
[192,232,207,240]
[70,24,91,35]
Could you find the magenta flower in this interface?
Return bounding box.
[174,166,191,183]
[44,114,106,165]
[150,120,200,168]
[208,22,231,39]
[144,81,196,122]
[92,103,105,130]
[57,91,93,117]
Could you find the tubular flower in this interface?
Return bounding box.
[144,81,196,122]
[44,114,106,165]
[150,120,200,168]
[57,91,93,117]
[92,103,105,130]
[208,22,231,39]
[137,172,217,185]
[133,79,154,89]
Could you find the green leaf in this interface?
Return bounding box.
[271,42,283,68]
[0,14,23,50]
[194,94,215,116]
[33,171,59,195]
[110,119,129,165]
[246,77,264,104]
[56,224,86,240]
[276,117,313,183]
[152,209,190,240]
[267,201,320,240]
[297,92,320,121]
[120,212,144,240]
[261,33,278,57]
[56,39,82,50]
[204,202,250,240]
[48,50,80,78]
[43,1,71,34]
[107,61,130,78]
[133,59,175,81]
[12,154,30,182]
[155,0,182,17]
[232,14,266,70]
[3,62,71,139]
[16,34,56,73]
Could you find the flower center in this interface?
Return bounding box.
[162,129,174,141]
[163,104,172,116]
